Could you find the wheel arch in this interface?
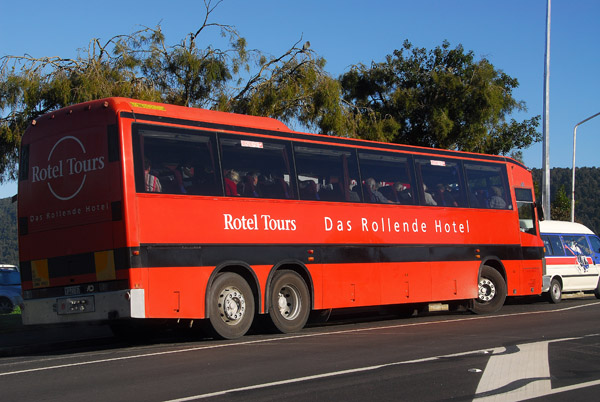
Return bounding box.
[264,259,314,314]
[549,274,564,288]
[205,261,261,319]
[479,257,507,283]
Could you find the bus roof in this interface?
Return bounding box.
[539,220,595,235]
[26,97,527,169]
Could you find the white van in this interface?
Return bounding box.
[540,220,600,303]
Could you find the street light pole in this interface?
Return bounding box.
[541,0,552,219]
[571,111,600,222]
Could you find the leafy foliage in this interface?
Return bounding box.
[339,40,540,152]
[0,1,333,183]
[1,1,540,186]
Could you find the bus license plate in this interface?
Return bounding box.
[57,296,95,315]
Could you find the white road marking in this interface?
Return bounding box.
[0,301,598,380]
[163,336,596,402]
[474,341,553,401]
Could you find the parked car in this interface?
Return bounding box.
[540,220,600,303]
[0,265,23,314]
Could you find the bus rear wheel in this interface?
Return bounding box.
[471,265,506,314]
[268,270,310,333]
[208,272,255,340]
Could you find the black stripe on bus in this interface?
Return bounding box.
[139,243,543,267]
[19,244,544,282]
[119,111,526,169]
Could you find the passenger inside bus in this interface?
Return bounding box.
[144,158,162,193]
[239,172,260,197]
[224,170,240,196]
[488,186,507,209]
[364,178,395,204]
[434,183,458,207]
[174,161,201,194]
[423,184,437,206]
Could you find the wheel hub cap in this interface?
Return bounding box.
[218,287,246,324]
[277,285,300,321]
[478,278,496,302]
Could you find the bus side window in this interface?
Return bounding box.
[464,162,511,210]
[415,158,466,207]
[219,136,295,200]
[294,145,360,202]
[358,151,416,205]
[132,124,220,196]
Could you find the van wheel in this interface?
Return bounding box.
[268,270,310,333]
[0,297,14,314]
[208,272,255,340]
[548,278,562,303]
[594,278,600,299]
[471,266,506,314]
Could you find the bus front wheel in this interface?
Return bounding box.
[208,272,255,340]
[471,266,506,314]
[268,270,310,333]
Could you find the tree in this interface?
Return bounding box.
[551,185,571,222]
[338,40,541,153]
[0,0,337,183]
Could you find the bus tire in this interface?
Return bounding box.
[208,272,255,340]
[594,278,600,299]
[471,265,506,314]
[268,270,310,333]
[547,278,562,304]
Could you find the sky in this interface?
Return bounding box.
[1,0,599,199]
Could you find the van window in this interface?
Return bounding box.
[589,236,600,254]
[562,235,592,256]
[541,235,564,256]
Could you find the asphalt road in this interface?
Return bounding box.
[1,296,599,402]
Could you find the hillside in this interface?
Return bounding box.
[531,167,600,234]
[0,196,18,265]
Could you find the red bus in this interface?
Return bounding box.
[17,97,544,339]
